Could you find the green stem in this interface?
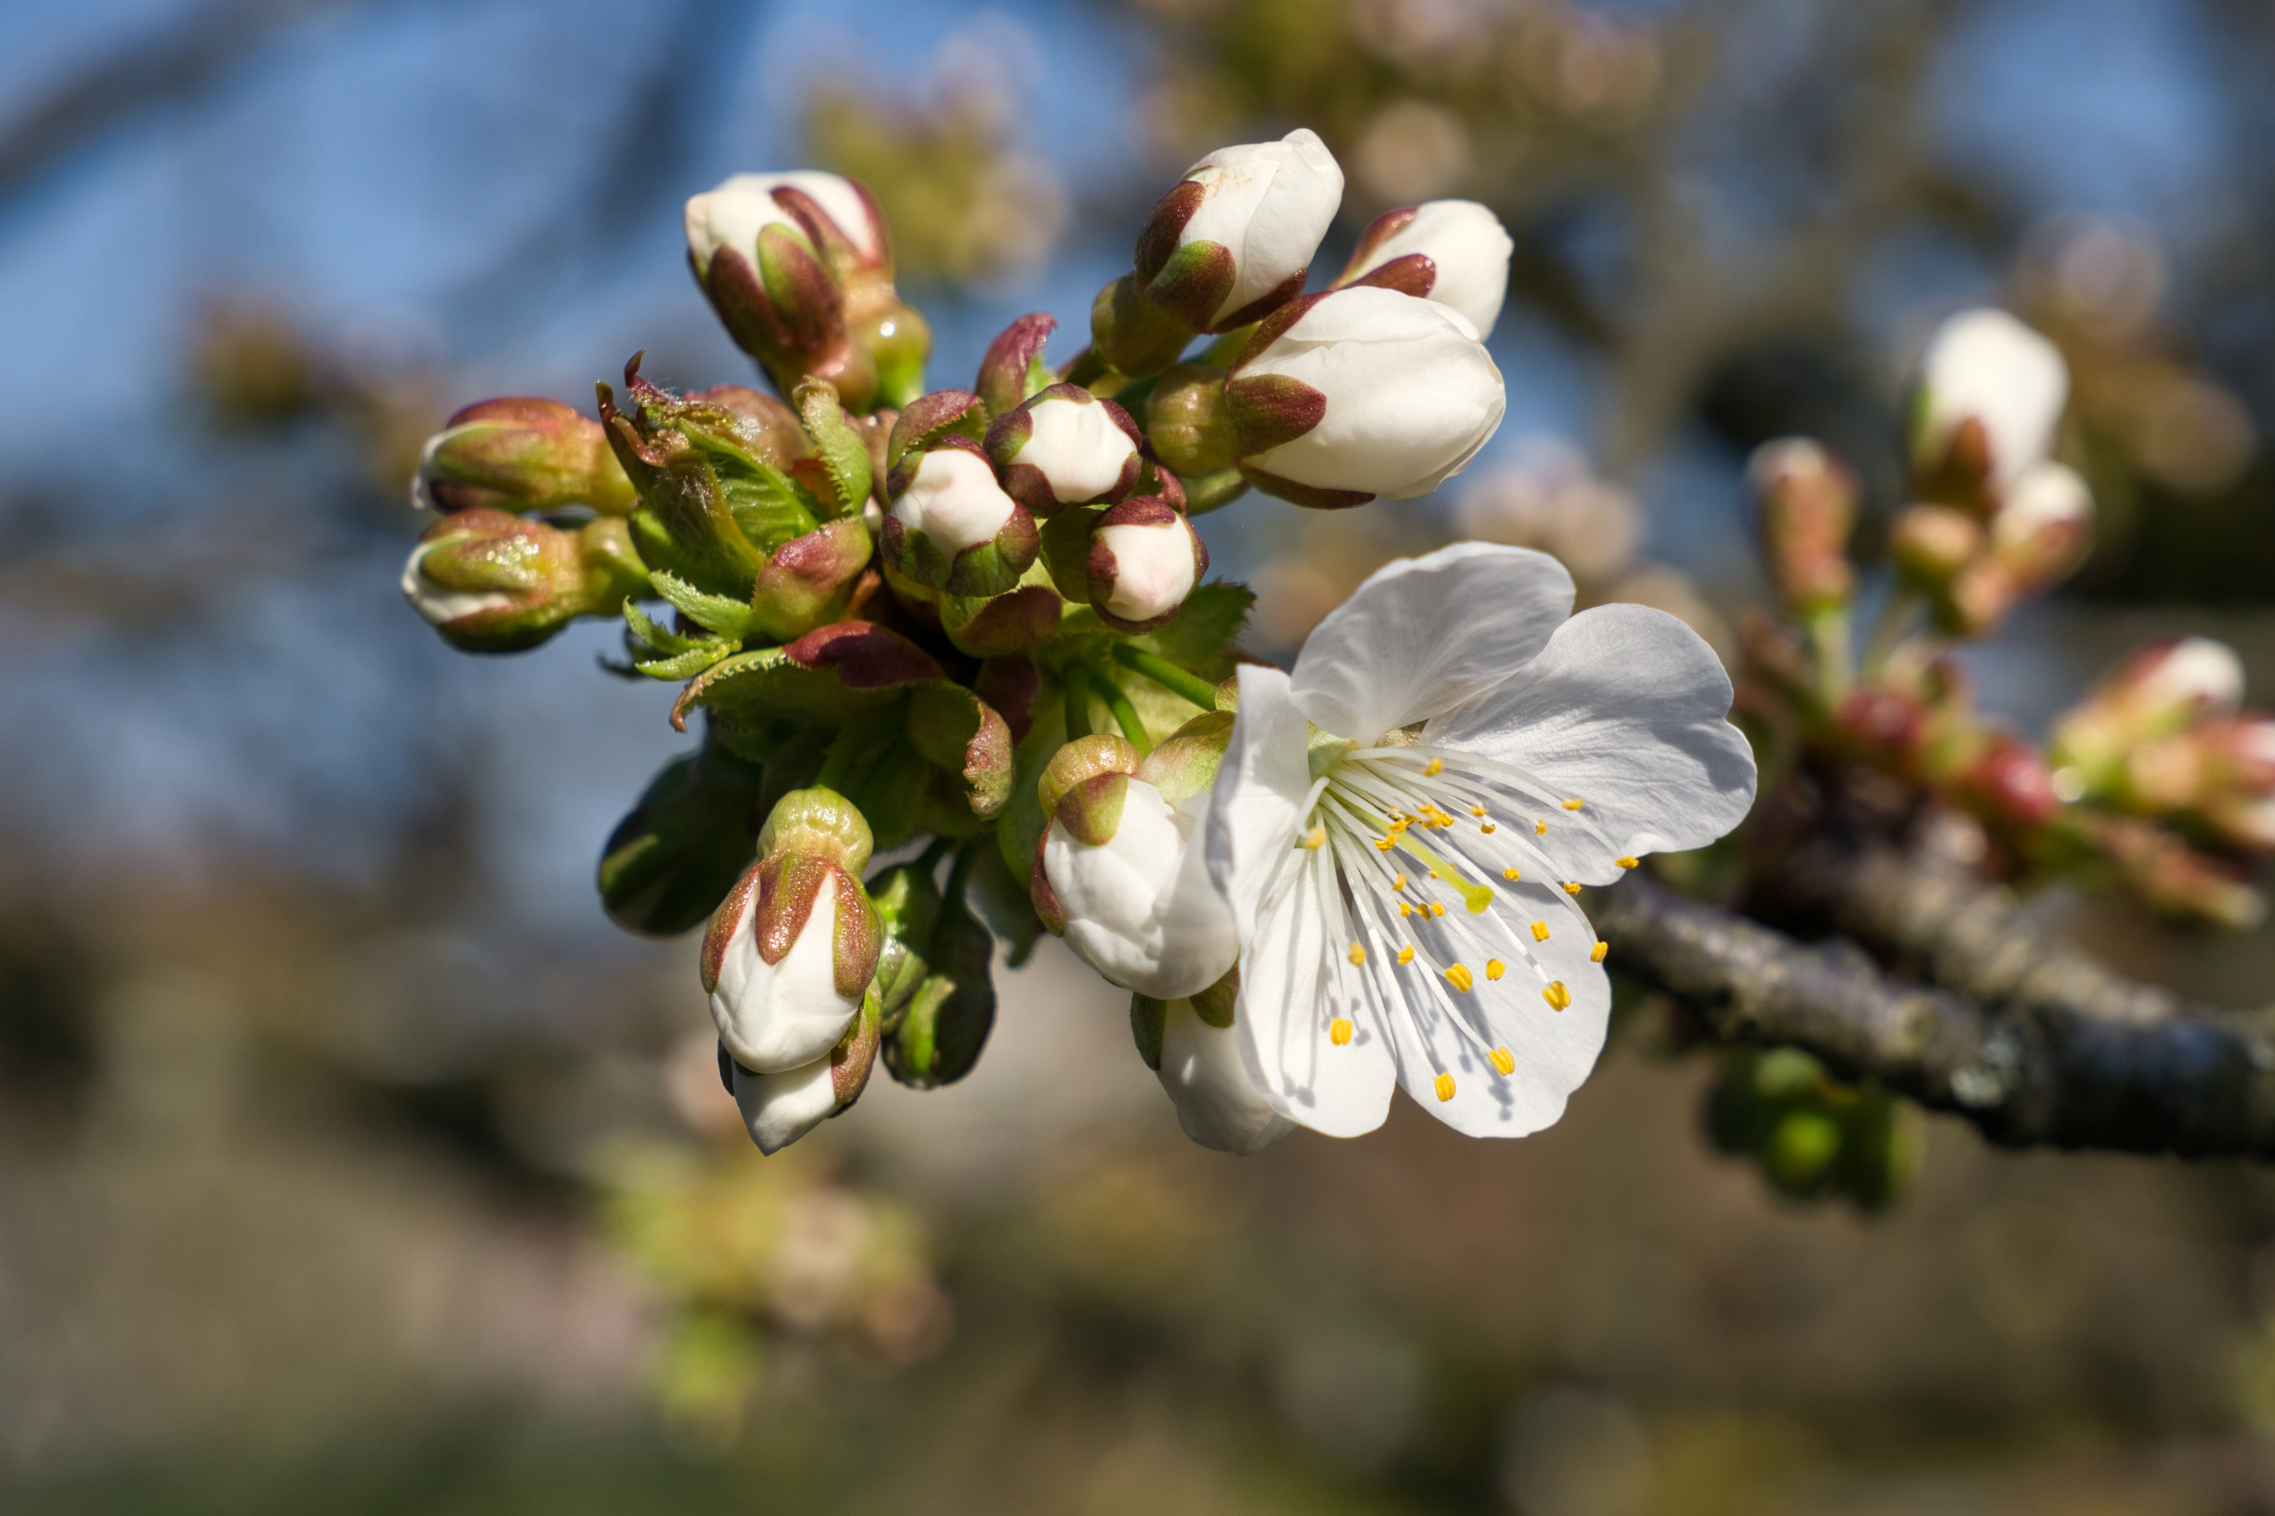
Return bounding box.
[1111,643,1219,709]
[1062,346,1113,390]
[1805,605,1854,716]
[1181,468,1250,516]
[1063,664,1092,741]
[1091,666,1153,756]
[1861,588,1922,678]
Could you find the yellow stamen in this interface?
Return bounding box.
[1616,856,1639,869]
[1434,1071,1455,1101]
[1348,941,1366,966]
[1330,1017,1354,1045]
[1591,941,1609,963]
[1303,824,1326,850]
[1563,881,1583,895]
[1488,1046,1516,1076]
[1486,959,1506,981]
[1563,797,1584,811]
[1423,757,1444,777]
[1427,869,1440,880]
[1428,901,1445,918]
[1399,902,1413,918]
[1393,874,1407,890]
[1390,819,1409,834]
[1543,981,1571,1010]
[1375,836,1397,851]
[1481,822,1497,834]
[1470,805,1487,818]
[1530,920,1550,942]
[1535,819,1549,835]
[1446,963,1473,992]
[1397,945,1415,965]
[1502,867,1521,881]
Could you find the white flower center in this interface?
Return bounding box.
[1262,738,1638,1094]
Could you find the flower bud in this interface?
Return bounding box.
[1986,459,2093,596]
[702,789,882,1073]
[1085,496,1207,633]
[1136,983,1294,1156]
[2095,815,2264,929]
[1887,504,1982,587]
[411,397,635,516]
[985,384,1143,515]
[1145,363,1236,479]
[1954,733,2060,832]
[597,738,769,937]
[1912,307,2069,496]
[1747,438,1856,613]
[1034,736,1239,999]
[1133,128,1344,334]
[883,895,997,1089]
[684,173,873,407]
[401,509,647,653]
[973,311,1057,419]
[1334,199,1514,339]
[882,437,1039,597]
[1224,286,1504,506]
[2049,636,2243,796]
[719,987,880,1155]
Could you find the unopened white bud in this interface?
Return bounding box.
[1915,307,2070,488]
[1045,780,1238,999]
[726,1054,841,1155]
[1338,199,1514,338]
[891,447,1017,555]
[1020,394,1140,504]
[1157,998,1294,1156]
[1166,129,1344,328]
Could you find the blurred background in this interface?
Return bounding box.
[8,0,2275,1510]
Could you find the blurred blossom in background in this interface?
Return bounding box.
[10,0,2275,1512]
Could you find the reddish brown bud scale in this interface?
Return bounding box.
[701,863,762,995]
[1341,252,1437,301]
[975,312,1059,417]
[975,654,1043,744]
[887,389,989,470]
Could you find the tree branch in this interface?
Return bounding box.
[1597,869,2275,1158]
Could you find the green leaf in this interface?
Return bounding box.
[794,378,874,517]
[650,570,757,640]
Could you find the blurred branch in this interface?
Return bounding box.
[0,0,365,215]
[1600,868,2275,1158]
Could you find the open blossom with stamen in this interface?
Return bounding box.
[1206,543,1756,1139]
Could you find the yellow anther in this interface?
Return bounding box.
[1530,920,1550,942]
[1427,869,1440,880]
[1446,963,1474,992]
[1481,822,1497,834]
[1486,959,1506,981]
[1397,945,1416,965]
[1502,867,1521,881]
[1543,980,1571,1010]
[1470,805,1488,817]
[1434,1071,1456,1102]
[1330,1017,1355,1046]
[1423,757,1444,777]
[1535,819,1548,835]
[1616,856,1639,869]
[1302,824,1326,850]
[1399,902,1413,918]
[1429,901,1446,918]
[1563,797,1584,811]
[1393,873,1407,890]
[1563,881,1583,895]
[1591,940,1609,963]
[1488,1046,1516,1076]
[1375,836,1397,851]
[1348,941,1366,966]
[1390,819,1409,834]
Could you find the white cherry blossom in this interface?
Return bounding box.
[1206,542,1756,1139]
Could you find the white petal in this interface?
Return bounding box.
[1096,516,1198,622]
[1205,666,1315,922]
[1426,602,1756,883]
[1233,851,1398,1137]
[768,170,879,259]
[1049,781,1236,999]
[710,875,864,1071]
[1382,882,1611,1137]
[400,546,513,626]
[729,1056,840,1154]
[1182,129,1344,323]
[1291,543,1575,744]
[684,174,803,272]
[1156,999,1295,1155]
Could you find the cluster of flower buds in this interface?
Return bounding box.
[1749,438,1858,619]
[2051,638,2275,856]
[1891,308,2094,636]
[1824,658,2062,843]
[1092,131,1510,509]
[684,172,930,411]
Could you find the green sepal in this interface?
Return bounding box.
[651,570,758,641]
[596,738,769,937]
[623,600,739,680]
[882,898,997,1089]
[793,377,874,517]
[962,843,1042,968]
[868,862,945,1026]
[1125,581,1253,677]
[1130,994,1166,1071]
